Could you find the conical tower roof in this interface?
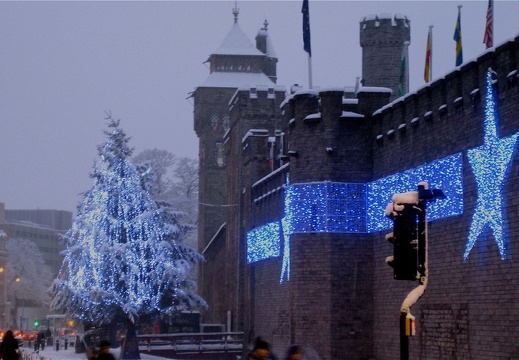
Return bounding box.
[213,21,263,56]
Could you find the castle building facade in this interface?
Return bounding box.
[194,10,519,360]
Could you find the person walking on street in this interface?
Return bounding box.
[95,340,116,360]
[284,345,303,360]
[247,337,276,360]
[37,330,46,351]
[0,330,20,360]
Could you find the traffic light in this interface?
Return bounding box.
[33,319,40,328]
[385,200,419,280]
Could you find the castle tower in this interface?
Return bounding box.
[192,6,277,326]
[255,19,278,83]
[360,13,410,101]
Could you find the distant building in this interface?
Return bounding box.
[194,7,519,360]
[0,203,71,275]
[0,202,71,329]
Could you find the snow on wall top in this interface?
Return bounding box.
[360,13,409,26]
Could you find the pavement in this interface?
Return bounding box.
[21,346,168,360]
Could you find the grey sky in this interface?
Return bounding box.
[0,1,518,213]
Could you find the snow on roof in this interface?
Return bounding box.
[213,22,263,56]
[341,111,364,119]
[293,89,320,97]
[318,87,347,93]
[362,14,378,21]
[199,71,274,88]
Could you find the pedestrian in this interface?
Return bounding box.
[0,330,20,360]
[284,345,303,360]
[95,340,115,360]
[37,330,46,351]
[247,337,275,360]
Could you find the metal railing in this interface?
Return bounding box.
[137,332,243,354]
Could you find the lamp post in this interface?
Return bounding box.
[13,276,21,330]
[0,266,5,329]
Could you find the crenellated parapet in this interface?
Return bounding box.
[280,87,389,184]
[371,34,519,178]
[359,13,410,47]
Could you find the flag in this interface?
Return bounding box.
[398,43,408,97]
[302,0,311,56]
[424,27,432,83]
[483,0,493,48]
[453,6,463,66]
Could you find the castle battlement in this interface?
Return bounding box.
[372,34,519,174]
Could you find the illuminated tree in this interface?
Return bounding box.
[50,117,206,359]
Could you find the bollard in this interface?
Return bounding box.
[56,339,60,351]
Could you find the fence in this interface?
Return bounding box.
[137,332,243,358]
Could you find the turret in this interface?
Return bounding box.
[360,13,410,101]
[255,19,278,83]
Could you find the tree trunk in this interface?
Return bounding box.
[120,321,140,360]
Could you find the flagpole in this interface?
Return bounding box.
[405,41,409,93]
[308,54,313,89]
[302,0,313,89]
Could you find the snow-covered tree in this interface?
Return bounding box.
[132,149,176,197]
[50,117,206,359]
[6,238,53,324]
[132,152,199,248]
[169,157,199,227]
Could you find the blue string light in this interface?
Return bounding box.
[246,221,281,263]
[247,154,464,282]
[464,70,519,260]
[247,70,517,277]
[368,153,463,232]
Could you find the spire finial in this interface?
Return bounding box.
[232,1,239,23]
[263,19,269,31]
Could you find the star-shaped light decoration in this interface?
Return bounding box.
[464,69,519,260]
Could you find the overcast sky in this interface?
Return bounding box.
[0,0,518,214]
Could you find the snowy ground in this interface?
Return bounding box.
[20,346,168,360]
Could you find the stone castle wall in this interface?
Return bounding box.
[245,34,519,359]
[371,35,519,360]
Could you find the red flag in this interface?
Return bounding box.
[424,27,432,83]
[483,0,493,48]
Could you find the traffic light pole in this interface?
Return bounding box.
[393,183,444,360]
[397,198,426,360]
[400,312,409,360]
